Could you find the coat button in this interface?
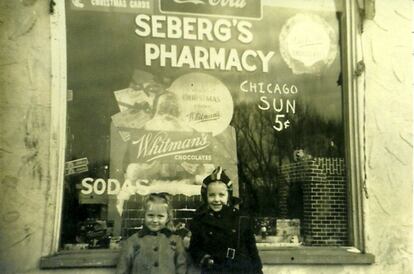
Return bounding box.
[153,246,158,251]
[209,231,213,235]
[154,261,159,267]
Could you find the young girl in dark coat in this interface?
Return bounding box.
[189,167,263,274]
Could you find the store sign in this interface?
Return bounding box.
[160,0,262,19]
[128,130,212,163]
[70,0,154,13]
[133,14,274,72]
[65,158,89,176]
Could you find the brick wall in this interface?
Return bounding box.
[279,157,348,246]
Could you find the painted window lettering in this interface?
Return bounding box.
[135,15,253,43]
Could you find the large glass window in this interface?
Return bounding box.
[61,0,349,251]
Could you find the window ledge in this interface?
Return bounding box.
[259,247,375,265]
[40,247,374,269]
[40,250,120,269]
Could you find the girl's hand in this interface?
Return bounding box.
[200,254,214,268]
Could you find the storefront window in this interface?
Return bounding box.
[61,0,348,251]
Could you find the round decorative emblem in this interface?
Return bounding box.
[279,13,338,74]
[169,73,234,136]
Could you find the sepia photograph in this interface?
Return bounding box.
[0,0,412,273]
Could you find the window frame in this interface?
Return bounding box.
[341,0,367,252]
[40,0,374,268]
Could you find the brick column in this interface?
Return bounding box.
[280,158,348,246]
[303,158,347,246]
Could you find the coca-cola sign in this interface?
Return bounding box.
[128,130,212,163]
[159,0,261,19]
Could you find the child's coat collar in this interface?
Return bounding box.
[138,225,173,238]
[194,205,239,230]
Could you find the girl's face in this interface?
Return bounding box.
[144,202,169,232]
[207,181,229,212]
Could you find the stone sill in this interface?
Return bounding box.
[40,250,119,269]
[40,247,375,269]
[259,247,375,264]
